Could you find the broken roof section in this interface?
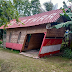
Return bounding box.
[0,9,63,29]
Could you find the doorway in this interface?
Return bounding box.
[24,34,31,49]
[22,33,44,56]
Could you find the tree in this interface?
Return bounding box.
[0,0,19,27]
[51,1,72,48]
[43,1,53,11]
[31,0,41,15]
[13,0,23,14]
[22,0,31,16]
[13,0,31,16]
[63,1,68,9]
[13,0,42,16]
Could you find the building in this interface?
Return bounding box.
[0,9,66,57]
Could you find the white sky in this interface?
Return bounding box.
[39,0,71,9]
[10,0,71,10]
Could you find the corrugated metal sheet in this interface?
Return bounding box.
[0,9,63,29]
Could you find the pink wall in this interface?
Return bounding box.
[6,43,23,52]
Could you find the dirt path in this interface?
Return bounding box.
[0,48,72,72]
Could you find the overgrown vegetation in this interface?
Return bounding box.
[63,48,72,59]
[60,34,72,59]
[61,43,72,59]
[0,41,3,44]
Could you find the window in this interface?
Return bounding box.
[17,32,21,43]
[9,32,12,42]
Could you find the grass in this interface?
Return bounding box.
[0,47,72,72]
[0,47,20,54]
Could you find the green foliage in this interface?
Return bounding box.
[0,0,19,27]
[0,41,3,44]
[63,1,68,9]
[60,13,72,21]
[31,0,41,15]
[62,8,66,13]
[51,21,72,29]
[23,0,31,16]
[70,41,72,48]
[13,0,31,16]
[62,48,72,59]
[43,1,53,11]
[68,0,72,2]
[13,0,41,16]
[13,0,23,10]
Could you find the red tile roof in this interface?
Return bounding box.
[0,9,63,29]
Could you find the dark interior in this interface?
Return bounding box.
[24,33,44,51]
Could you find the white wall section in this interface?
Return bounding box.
[40,44,61,54]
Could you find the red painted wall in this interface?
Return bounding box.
[6,43,23,52]
[39,33,63,57]
[43,39,62,46]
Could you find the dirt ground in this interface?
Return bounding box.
[0,48,72,72]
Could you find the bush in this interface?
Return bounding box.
[0,41,3,44]
[62,48,72,59]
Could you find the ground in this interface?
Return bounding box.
[0,48,72,72]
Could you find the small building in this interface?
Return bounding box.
[0,9,66,57]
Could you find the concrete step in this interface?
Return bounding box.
[19,52,39,59]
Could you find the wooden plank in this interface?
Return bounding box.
[28,33,44,50]
[21,35,27,51]
[46,28,65,37]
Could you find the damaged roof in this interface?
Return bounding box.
[0,9,63,29]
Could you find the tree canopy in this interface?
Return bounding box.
[13,0,42,16]
[0,0,19,27]
[30,0,41,15]
[13,0,31,16]
[0,0,44,27]
[43,1,53,11]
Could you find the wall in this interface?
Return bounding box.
[57,16,64,23]
[39,38,63,57]
[6,24,46,44]
[46,28,65,37]
[6,24,65,52]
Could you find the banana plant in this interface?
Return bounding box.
[51,2,72,48]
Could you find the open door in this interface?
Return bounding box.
[24,34,31,49]
[28,33,44,50]
[22,33,44,51]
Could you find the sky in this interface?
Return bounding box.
[39,0,71,10]
[9,0,71,10]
